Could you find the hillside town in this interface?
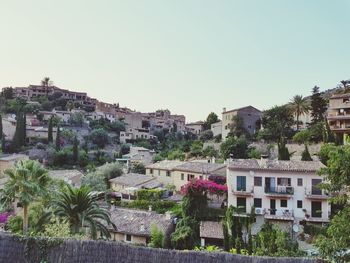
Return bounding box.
[0,77,349,262]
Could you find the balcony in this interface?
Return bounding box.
[231,187,254,196]
[264,209,294,221]
[264,186,294,198]
[305,190,330,200]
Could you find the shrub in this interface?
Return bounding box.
[149,224,165,248]
[137,189,164,201]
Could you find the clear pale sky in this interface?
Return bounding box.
[1,1,349,122]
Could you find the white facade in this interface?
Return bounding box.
[227,159,330,234]
[211,121,222,137]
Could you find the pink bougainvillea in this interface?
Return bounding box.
[181,179,227,196]
[0,212,13,224]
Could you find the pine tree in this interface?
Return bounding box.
[48,117,53,143]
[55,125,61,151]
[73,136,79,164]
[0,114,3,140]
[311,86,327,124]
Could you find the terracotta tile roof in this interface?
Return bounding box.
[109,173,158,188]
[228,159,325,172]
[109,207,173,236]
[174,162,226,174]
[146,160,184,171]
[200,221,224,239]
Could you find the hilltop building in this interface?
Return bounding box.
[222,106,261,139]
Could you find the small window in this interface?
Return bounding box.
[297,178,303,186]
[125,234,132,242]
[166,171,171,177]
[181,173,184,180]
[297,200,303,209]
[150,169,153,175]
[254,177,262,186]
[280,200,287,208]
[254,198,262,208]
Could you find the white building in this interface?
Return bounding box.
[211,121,222,137]
[227,159,330,234]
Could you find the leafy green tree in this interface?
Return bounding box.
[318,143,338,165]
[89,128,109,148]
[42,215,72,238]
[69,112,84,127]
[130,162,146,174]
[53,185,114,239]
[220,136,248,159]
[199,130,213,141]
[82,172,108,192]
[167,149,185,161]
[47,116,53,143]
[189,140,203,157]
[202,146,218,158]
[254,222,304,257]
[204,112,219,130]
[310,86,327,124]
[316,206,350,263]
[229,116,248,138]
[289,95,310,131]
[319,146,350,204]
[149,224,165,248]
[293,130,312,161]
[0,160,50,234]
[259,105,294,160]
[1,87,14,100]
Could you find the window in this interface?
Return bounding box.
[187,174,195,181]
[254,177,262,186]
[312,179,322,195]
[297,178,303,186]
[237,176,246,191]
[237,197,246,213]
[158,170,160,176]
[248,125,252,129]
[280,200,287,208]
[277,178,291,186]
[254,198,262,208]
[150,169,153,175]
[297,200,303,209]
[166,171,171,177]
[311,201,322,218]
[125,234,132,242]
[181,173,184,180]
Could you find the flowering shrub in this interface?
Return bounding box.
[0,212,14,224]
[181,179,227,196]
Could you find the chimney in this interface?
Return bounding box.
[223,107,226,113]
[148,205,152,211]
[140,224,145,232]
[165,211,172,220]
[259,154,268,168]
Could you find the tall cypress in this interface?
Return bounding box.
[11,112,22,152]
[55,125,61,151]
[22,113,26,146]
[311,86,327,124]
[73,136,79,164]
[48,117,53,143]
[0,114,3,140]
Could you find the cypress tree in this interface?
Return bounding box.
[73,136,79,164]
[1,135,5,153]
[48,117,53,143]
[22,113,26,146]
[0,114,3,140]
[11,112,22,152]
[55,125,61,151]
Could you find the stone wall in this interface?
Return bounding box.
[0,233,324,263]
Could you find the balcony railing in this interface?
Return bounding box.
[232,186,254,196]
[305,189,329,199]
[264,186,294,195]
[264,209,294,221]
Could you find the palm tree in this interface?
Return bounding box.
[289,95,310,131]
[53,185,114,239]
[0,160,50,234]
[41,77,51,87]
